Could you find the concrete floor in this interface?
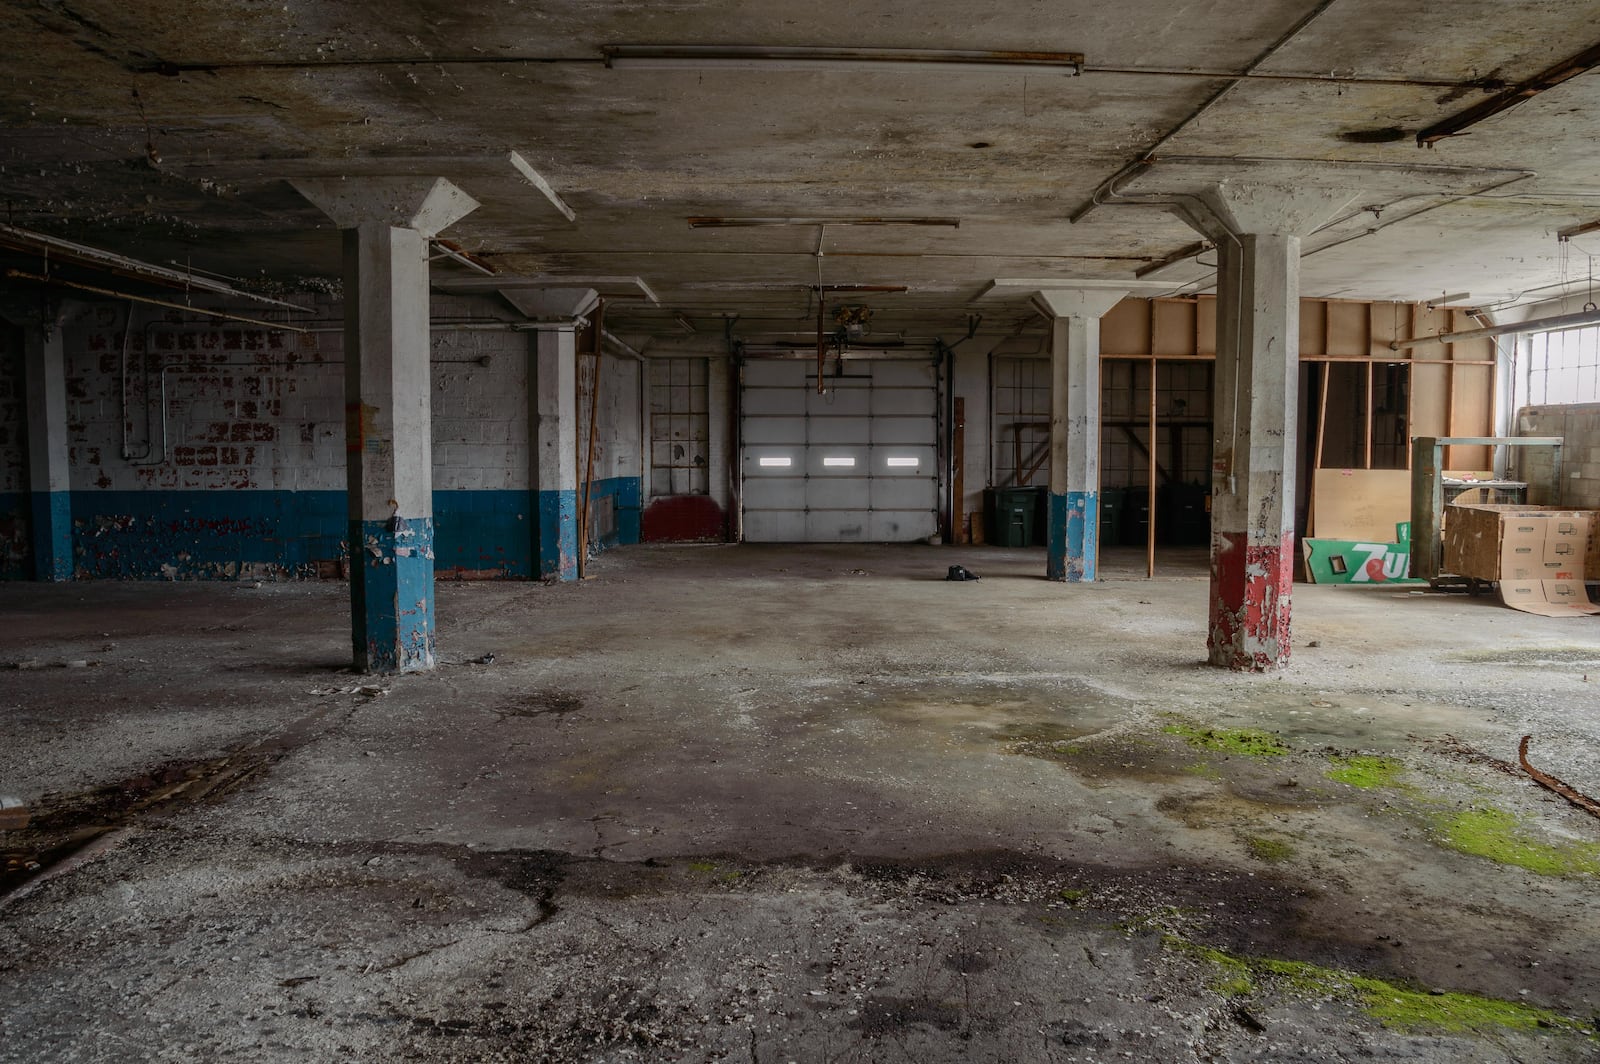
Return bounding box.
[2,543,1600,1063]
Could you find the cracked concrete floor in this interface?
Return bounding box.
[2,543,1600,1062]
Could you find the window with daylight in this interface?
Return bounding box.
[649,358,711,497]
[1526,325,1600,406]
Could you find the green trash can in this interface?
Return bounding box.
[990,486,1040,547]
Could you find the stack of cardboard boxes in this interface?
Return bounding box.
[1444,503,1600,616]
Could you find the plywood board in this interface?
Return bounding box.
[1101,299,1149,355]
[1152,299,1196,357]
[1311,468,1411,540]
[1299,300,1326,358]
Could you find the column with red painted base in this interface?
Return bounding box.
[1172,185,1359,671]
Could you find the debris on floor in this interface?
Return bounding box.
[945,564,980,581]
[1519,735,1600,820]
[0,797,28,831]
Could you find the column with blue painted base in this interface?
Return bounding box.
[293,176,480,674]
[1036,288,1126,582]
[532,326,580,580]
[22,313,73,580]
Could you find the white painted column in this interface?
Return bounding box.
[1172,183,1357,670]
[1,297,73,580]
[708,356,731,519]
[502,288,599,580]
[293,177,479,673]
[1035,288,1126,581]
[532,327,579,579]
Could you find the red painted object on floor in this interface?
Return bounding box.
[642,496,726,543]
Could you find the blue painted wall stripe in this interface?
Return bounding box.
[1046,490,1098,583]
[0,492,28,580]
[44,481,642,582]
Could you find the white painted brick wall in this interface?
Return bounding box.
[59,293,537,496]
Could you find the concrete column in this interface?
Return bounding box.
[293,177,479,673]
[707,357,731,516]
[1035,288,1125,581]
[1172,183,1357,670]
[532,327,579,579]
[23,311,72,580]
[501,288,600,581]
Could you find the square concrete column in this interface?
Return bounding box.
[707,356,731,518]
[502,288,599,581]
[1172,184,1357,670]
[22,309,72,581]
[532,327,579,580]
[1035,288,1126,581]
[293,177,479,673]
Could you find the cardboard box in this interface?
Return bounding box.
[1444,504,1591,582]
[1444,503,1600,616]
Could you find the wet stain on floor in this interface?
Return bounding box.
[497,689,585,719]
[0,753,275,899]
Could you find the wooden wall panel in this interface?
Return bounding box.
[1299,300,1326,358]
[1101,298,1149,355]
[1327,301,1368,357]
[1152,299,1197,357]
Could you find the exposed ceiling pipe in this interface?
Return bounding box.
[601,329,646,362]
[1389,307,1600,351]
[0,222,304,310]
[1417,40,1600,147]
[1069,0,1343,223]
[141,51,1492,94]
[3,269,309,332]
[428,239,497,276]
[1082,63,1488,90]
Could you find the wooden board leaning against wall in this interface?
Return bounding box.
[1094,296,1497,576]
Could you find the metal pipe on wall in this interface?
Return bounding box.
[1389,306,1600,350]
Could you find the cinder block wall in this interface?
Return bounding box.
[22,294,640,580]
[1517,404,1600,509]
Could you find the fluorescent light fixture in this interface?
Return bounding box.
[604,45,1084,77]
[823,456,856,467]
[885,456,919,467]
[759,456,792,467]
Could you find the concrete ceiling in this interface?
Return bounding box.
[2,0,1598,343]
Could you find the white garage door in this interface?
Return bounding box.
[740,359,939,542]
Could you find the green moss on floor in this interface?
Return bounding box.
[1172,940,1256,996]
[1244,835,1294,863]
[1166,938,1591,1036]
[1435,807,1600,877]
[1162,722,1289,757]
[1326,755,1406,790]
